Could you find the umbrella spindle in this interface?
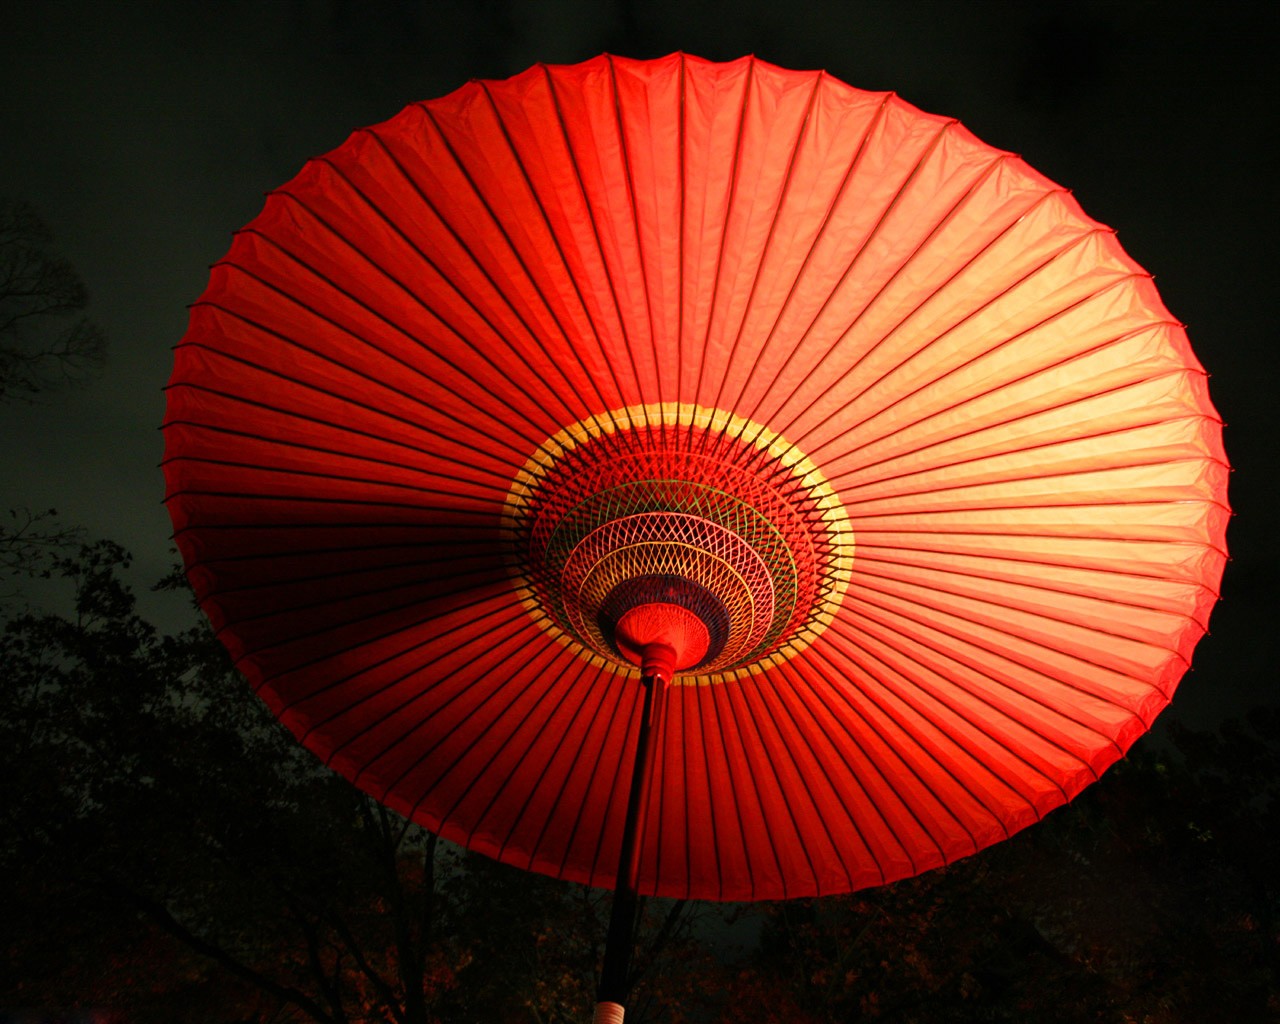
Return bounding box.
[596,654,670,1018]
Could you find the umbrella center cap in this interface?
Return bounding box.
[503,405,853,679]
[612,603,710,681]
[597,574,724,673]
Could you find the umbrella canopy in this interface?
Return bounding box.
[164,53,1228,903]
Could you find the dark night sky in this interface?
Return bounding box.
[2,1,1275,732]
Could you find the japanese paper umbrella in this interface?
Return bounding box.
[163,53,1228,1016]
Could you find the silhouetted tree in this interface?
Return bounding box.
[0,198,105,403]
[0,200,104,583]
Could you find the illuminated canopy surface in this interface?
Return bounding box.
[164,53,1228,901]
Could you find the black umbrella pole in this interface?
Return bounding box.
[595,663,669,1021]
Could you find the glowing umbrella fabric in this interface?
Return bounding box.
[164,54,1227,912]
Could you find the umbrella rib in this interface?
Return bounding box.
[696,57,814,442]
[172,518,501,539]
[475,77,630,437]
[191,549,505,599]
[765,222,1106,465]
[708,682,763,900]
[676,53,687,436]
[314,602,539,773]
[184,307,501,458]
[517,657,615,876]
[266,181,578,435]
[732,675,819,901]
[737,112,960,449]
[162,416,514,493]
[809,180,1059,385]
[215,235,538,448]
[399,636,575,838]
[361,636,551,808]
[851,549,1208,624]
[790,641,956,870]
[782,245,1143,465]
[488,652,609,870]
[806,635,1019,847]
[803,639,994,854]
[762,660,926,885]
[165,370,522,480]
[848,493,1227,519]
[811,275,1165,474]
[743,144,1010,452]
[478,652,598,864]
[542,62,651,432]
[274,599,533,725]
[588,678,648,889]
[711,680,788,896]
[706,68,839,432]
[821,614,1106,813]
[576,665,640,885]
[165,487,496,517]
[689,689,727,900]
[164,452,511,504]
[845,502,1228,573]
[388,106,615,437]
[706,72,885,435]
[670,680,702,898]
[823,613,1087,800]
[250,585,532,696]
[757,179,1059,460]
[606,54,663,415]
[849,536,1222,593]
[848,570,1184,698]
[752,671,860,893]
[839,586,1149,738]
[791,149,1012,376]
[323,147,588,435]
[191,255,548,456]
[206,569,507,638]
[827,384,1223,497]
[838,455,1227,514]
[769,657,900,885]
[687,55,754,443]
[652,678,674,895]
[174,322,537,464]
[829,405,1227,497]
[852,523,1225,552]
[184,537,508,568]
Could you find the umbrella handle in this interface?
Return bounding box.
[595,659,670,1013]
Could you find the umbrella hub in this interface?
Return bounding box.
[606,578,716,678]
[504,405,854,679]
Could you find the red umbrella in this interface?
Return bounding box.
[164,53,1228,1019]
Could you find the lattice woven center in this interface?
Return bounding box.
[502,405,853,679]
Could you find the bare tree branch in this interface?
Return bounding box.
[0,198,106,402]
[0,507,84,583]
